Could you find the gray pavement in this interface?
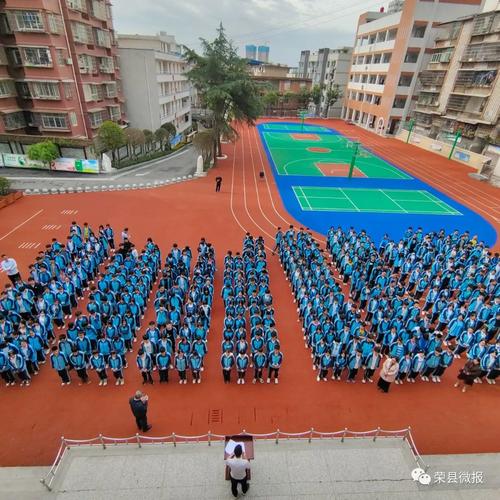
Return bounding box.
[0,145,197,191]
[3,438,499,499]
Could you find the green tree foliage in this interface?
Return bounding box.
[325,84,343,116]
[97,121,125,162]
[297,86,312,108]
[154,128,169,151]
[160,122,177,149]
[27,140,59,170]
[185,23,262,162]
[124,128,145,158]
[142,129,154,151]
[192,129,215,167]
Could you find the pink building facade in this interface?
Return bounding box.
[0,0,125,153]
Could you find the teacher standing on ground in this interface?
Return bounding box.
[377,356,399,393]
[129,390,152,432]
[225,444,250,498]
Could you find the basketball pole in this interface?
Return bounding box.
[348,141,360,179]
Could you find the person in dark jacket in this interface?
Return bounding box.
[454,358,482,393]
[129,390,151,432]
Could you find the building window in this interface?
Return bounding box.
[105,82,117,98]
[64,83,73,99]
[6,48,23,66]
[66,0,87,12]
[372,54,381,64]
[47,14,62,34]
[31,81,60,99]
[398,74,413,86]
[94,29,111,48]
[88,110,106,128]
[430,48,453,63]
[9,10,44,32]
[69,112,77,126]
[78,54,97,73]
[382,53,391,64]
[2,111,26,130]
[373,95,381,105]
[98,56,114,73]
[108,105,120,121]
[40,113,68,129]
[72,22,93,44]
[91,1,107,21]
[0,79,14,97]
[404,51,419,64]
[411,23,427,38]
[393,97,407,109]
[22,47,52,67]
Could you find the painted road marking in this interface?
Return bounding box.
[42,224,62,230]
[60,209,78,215]
[18,242,40,249]
[0,209,44,242]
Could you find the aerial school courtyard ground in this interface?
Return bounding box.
[0,118,499,467]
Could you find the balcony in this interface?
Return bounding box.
[452,69,496,97]
[419,70,446,88]
[462,42,500,63]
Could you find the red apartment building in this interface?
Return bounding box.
[0,0,126,155]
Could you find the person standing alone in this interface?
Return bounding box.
[129,390,152,432]
[225,444,250,498]
[215,176,222,192]
[1,254,21,284]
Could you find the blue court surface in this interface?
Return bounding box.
[258,122,497,245]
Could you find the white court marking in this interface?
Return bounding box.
[42,224,62,230]
[0,209,44,242]
[60,209,78,215]
[18,242,40,249]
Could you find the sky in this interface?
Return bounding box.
[112,0,391,66]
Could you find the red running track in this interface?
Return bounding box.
[0,119,498,466]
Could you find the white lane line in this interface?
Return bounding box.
[0,209,43,242]
[18,242,40,249]
[42,224,62,230]
[60,209,78,215]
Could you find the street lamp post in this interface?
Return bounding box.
[348,141,360,179]
[406,118,415,143]
[448,130,462,160]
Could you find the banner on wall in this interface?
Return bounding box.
[1,154,99,173]
[52,158,99,174]
[170,134,183,147]
[2,153,48,170]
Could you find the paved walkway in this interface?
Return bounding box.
[0,145,197,191]
[3,438,499,499]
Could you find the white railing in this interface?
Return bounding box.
[41,426,426,491]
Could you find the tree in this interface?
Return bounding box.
[311,85,323,116]
[161,122,177,149]
[297,87,312,108]
[124,128,145,158]
[324,84,343,117]
[143,129,154,152]
[154,128,169,152]
[97,121,125,163]
[185,23,262,163]
[192,129,214,168]
[262,91,279,113]
[27,140,59,171]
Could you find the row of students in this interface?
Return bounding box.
[221,234,282,383]
[136,239,215,384]
[276,225,498,388]
[0,223,116,387]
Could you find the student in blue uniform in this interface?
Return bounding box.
[69,345,90,385]
[318,351,332,382]
[156,347,172,383]
[50,345,70,385]
[90,350,108,386]
[395,353,412,384]
[267,347,283,384]
[137,348,153,385]
[9,351,31,387]
[333,352,347,380]
[363,347,381,383]
[252,348,267,384]
[431,346,453,383]
[347,350,363,383]
[221,349,235,384]
[408,351,426,383]
[175,350,188,384]
[109,351,124,385]
[421,348,442,382]
[236,352,249,384]
[190,351,202,384]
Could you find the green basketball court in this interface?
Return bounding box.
[293,187,462,215]
[261,123,330,133]
[262,131,411,179]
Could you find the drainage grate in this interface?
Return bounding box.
[209,409,222,424]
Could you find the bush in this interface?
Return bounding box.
[113,148,177,169]
[0,176,10,196]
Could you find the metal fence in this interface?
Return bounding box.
[41,426,426,491]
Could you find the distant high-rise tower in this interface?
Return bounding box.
[257,45,270,63]
[245,44,257,60]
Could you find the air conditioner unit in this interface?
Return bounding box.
[66,58,73,65]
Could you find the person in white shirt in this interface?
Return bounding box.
[225,445,250,497]
[121,228,129,242]
[1,254,21,284]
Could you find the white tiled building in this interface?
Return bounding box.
[117,32,191,133]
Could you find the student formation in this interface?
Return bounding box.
[1,221,498,390]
